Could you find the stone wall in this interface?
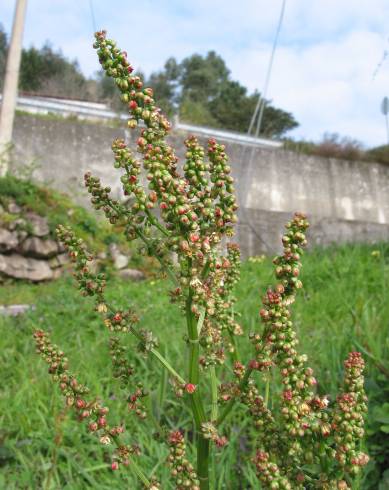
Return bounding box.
[11,114,389,256]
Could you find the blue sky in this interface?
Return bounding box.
[1,0,389,147]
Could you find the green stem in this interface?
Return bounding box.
[264,376,270,408]
[201,259,211,280]
[228,297,240,362]
[150,346,186,385]
[105,200,178,286]
[197,436,210,490]
[145,208,171,237]
[228,330,239,363]
[135,227,179,287]
[186,293,206,426]
[128,455,151,487]
[129,326,186,385]
[210,366,218,422]
[217,366,253,426]
[186,291,209,489]
[111,434,150,487]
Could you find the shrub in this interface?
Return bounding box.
[366,144,389,165]
[32,31,369,489]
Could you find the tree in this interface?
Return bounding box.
[208,80,256,132]
[147,57,179,117]
[19,43,91,98]
[147,49,298,137]
[179,51,229,103]
[259,104,299,138]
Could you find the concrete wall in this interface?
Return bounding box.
[10,114,389,256]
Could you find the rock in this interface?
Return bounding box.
[0,254,53,281]
[52,268,63,279]
[8,202,22,214]
[57,241,66,253]
[109,243,129,270]
[113,254,129,270]
[118,268,145,281]
[8,217,26,231]
[0,228,19,252]
[16,230,28,243]
[20,236,58,259]
[25,213,50,237]
[0,304,36,316]
[49,253,69,269]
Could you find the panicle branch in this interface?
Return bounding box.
[32,330,157,487]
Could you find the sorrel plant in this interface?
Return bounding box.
[33,31,369,489]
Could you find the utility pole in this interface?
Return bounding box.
[0,0,28,176]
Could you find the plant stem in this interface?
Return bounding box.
[145,208,171,237]
[186,293,206,425]
[186,291,209,489]
[135,227,179,287]
[228,330,239,363]
[217,366,253,426]
[197,436,210,490]
[210,366,218,421]
[110,434,151,487]
[228,299,240,362]
[264,376,270,408]
[105,200,179,287]
[150,346,186,385]
[129,326,186,385]
[128,455,151,487]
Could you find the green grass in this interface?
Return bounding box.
[1,243,388,489]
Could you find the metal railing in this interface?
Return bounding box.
[1,93,282,149]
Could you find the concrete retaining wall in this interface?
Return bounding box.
[10,114,389,256]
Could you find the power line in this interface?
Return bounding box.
[89,0,97,33]
[248,0,287,139]
[237,0,287,252]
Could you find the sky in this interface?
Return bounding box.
[1,0,389,148]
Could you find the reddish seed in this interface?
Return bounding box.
[249,360,259,370]
[185,383,197,394]
[113,313,122,323]
[283,390,293,401]
[75,399,86,409]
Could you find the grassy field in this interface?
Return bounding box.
[1,243,389,489]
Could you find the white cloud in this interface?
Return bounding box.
[226,29,389,146]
